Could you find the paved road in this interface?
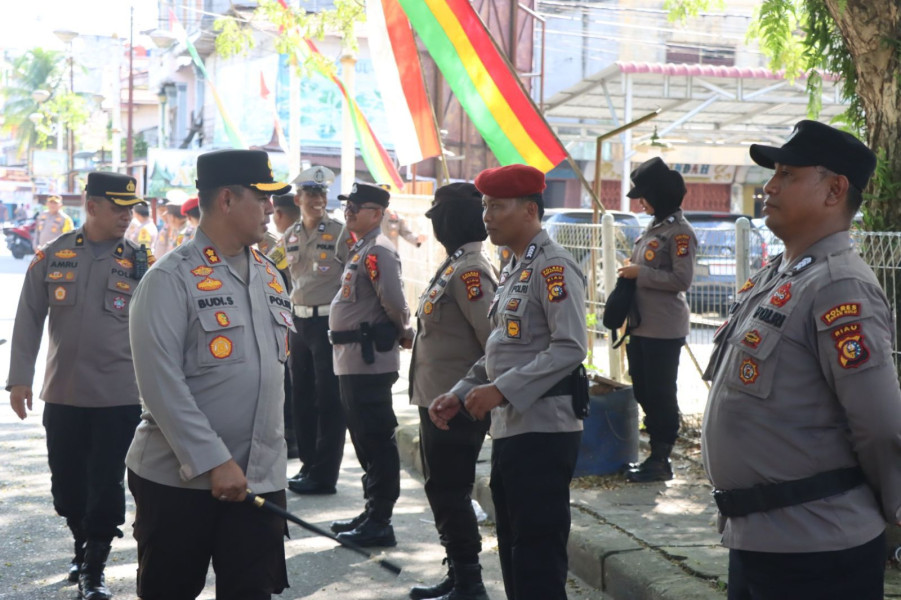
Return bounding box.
[0,246,607,599]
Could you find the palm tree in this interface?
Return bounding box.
[1,48,72,160]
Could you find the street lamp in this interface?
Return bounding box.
[54,29,78,193]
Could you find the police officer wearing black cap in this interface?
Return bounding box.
[409,183,496,600]
[617,157,697,483]
[279,166,352,494]
[7,172,149,600]
[703,120,901,599]
[328,182,414,547]
[126,149,294,600]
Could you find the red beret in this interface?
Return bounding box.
[181,196,199,216]
[474,164,546,199]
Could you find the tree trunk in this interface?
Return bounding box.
[825,0,901,228]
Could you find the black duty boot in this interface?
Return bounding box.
[437,561,489,600]
[410,558,455,599]
[626,442,674,483]
[336,516,397,547]
[68,537,86,583]
[79,540,112,600]
[330,510,369,534]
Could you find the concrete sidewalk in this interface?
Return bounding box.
[392,383,901,600]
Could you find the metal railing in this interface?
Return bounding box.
[392,200,901,414]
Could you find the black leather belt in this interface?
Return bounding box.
[713,466,866,518]
[540,377,572,398]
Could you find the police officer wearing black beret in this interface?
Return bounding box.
[7,171,148,599]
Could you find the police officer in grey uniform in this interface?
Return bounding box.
[618,157,697,482]
[328,182,414,547]
[281,167,352,494]
[7,172,148,600]
[409,183,496,600]
[126,150,293,600]
[430,164,586,600]
[33,194,75,249]
[703,121,901,599]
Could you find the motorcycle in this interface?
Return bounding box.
[3,219,36,259]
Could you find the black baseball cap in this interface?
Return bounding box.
[750,120,876,191]
[338,183,390,207]
[85,172,144,206]
[195,149,291,194]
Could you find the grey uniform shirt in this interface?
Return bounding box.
[702,231,901,552]
[34,211,74,248]
[126,228,293,493]
[410,242,497,407]
[381,209,419,248]
[7,228,141,408]
[329,227,413,375]
[451,229,587,439]
[629,210,697,338]
[283,214,352,307]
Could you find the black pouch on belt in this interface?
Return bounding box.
[372,322,399,352]
[571,364,590,419]
[358,322,375,364]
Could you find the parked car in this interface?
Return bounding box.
[684,212,769,316]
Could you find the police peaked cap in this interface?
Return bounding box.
[85,172,144,206]
[750,120,877,192]
[294,165,335,191]
[195,149,291,195]
[338,182,390,207]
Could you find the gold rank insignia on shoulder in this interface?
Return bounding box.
[204,247,222,264]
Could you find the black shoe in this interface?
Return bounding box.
[288,477,336,495]
[79,540,112,600]
[437,561,489,600]
[288,469,308,483]
[625,457,673,482]
[330,511,368,534]
[336,518,397,547]
[410,560,454,599]
[68,538,85,583]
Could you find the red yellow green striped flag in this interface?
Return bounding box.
[396,0,566,172]
[298,39,404,191]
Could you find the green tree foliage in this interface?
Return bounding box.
[1,48,89,160]
[667,0,901,231]
[214,0,365,78]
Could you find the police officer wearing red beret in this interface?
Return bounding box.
[7,172,148,599]
[431,164,587,600]
[703,121,901,599]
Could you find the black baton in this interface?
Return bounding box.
[244,490,401,575]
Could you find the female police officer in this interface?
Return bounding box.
[617,157,696,483]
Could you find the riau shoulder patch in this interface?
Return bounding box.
[29,250,45,270]
[461,270,483,301]
[832,322,870,369]
[542,265,567,302]
[821,303,861,326]
[365,254,379,281]
[674,234,691,257]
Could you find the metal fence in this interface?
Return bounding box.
[392,198,901,414]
